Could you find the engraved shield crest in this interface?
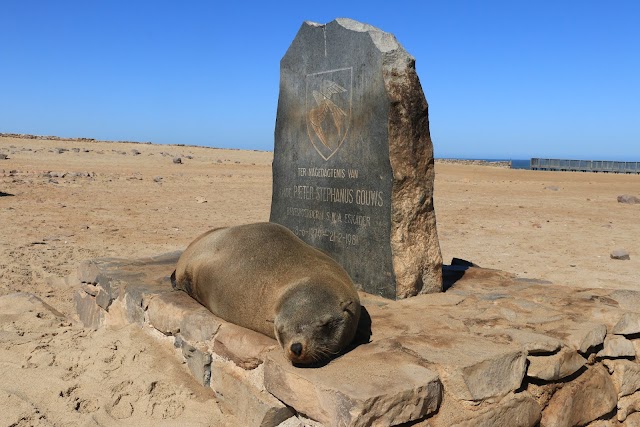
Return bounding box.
[305,67,352,161]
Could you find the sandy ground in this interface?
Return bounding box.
[1,135,639,425]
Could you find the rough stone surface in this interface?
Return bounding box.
[527,347,586,381]
[396,334,526,401]
[618,195,640,204]
[211,358,294,427]
[614,312,640,335]
[95,287,113,310]
[493,329,563,354]
[76,260,101,284]
[624,412,640,426]
[598,335,636,359]
[74,290,104,329]
[212,323,278,370]
[618,390,640,422]
[181,340,212,387]
[179,305,222,343]
[541,365,618,427]
[450,393,541,427]
[560,322,608,353]
[265,343,442,427]
[270,18,442,299]
[610,290,640,312]
[611,249,631,260]
[146,291,203,335]
[72,254,640,426]
[420,392,541,427]
[606,360,640,398]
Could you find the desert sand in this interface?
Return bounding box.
[1,135,638,426]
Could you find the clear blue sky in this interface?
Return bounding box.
[1,1,639,160]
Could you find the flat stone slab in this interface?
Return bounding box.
[265,342,442,427]
[71,255,640,426]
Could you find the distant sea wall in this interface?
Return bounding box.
[435,158,512,168]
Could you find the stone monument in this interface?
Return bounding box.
[270,18,442,299]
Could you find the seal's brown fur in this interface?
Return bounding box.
[172,222,361,365]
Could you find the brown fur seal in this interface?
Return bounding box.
[171,222,361,365]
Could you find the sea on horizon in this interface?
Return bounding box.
[441,158,531,170]
[484,159,530,170]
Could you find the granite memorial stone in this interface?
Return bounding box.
[270,18,442,299]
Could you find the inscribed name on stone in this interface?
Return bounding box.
[270,18,442,299]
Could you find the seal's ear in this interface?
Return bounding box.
[341,300,356,316]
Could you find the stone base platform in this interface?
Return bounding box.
[72,253,640,427]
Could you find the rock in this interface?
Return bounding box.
[270,18,442,299]
[181,341,212,387]
[604,359,640,398]
[122,288,145,325]
[598,335,636,358]
[560,323,607,353]
[423,392,541,427]
[541,365,617,427]
[613,313,640,335]
[95,287,113,311]
[451,393,541,427]
[195,196,207,204]
[264,342,442,427]
[406,336,526,402]
[172,157,182,164]
[618,390,640,422]
[153,176,163,183]
[527,347,586,381]
[81,283,99,296]
[74,290,104,329]
[277,415,324,427]
[618,195,640,204]
[179,305,222,343]
[545,186,560,191]
[212,323,277,370]
[146,291,203,335]
[611,249,631,260]
[609,290,640,312]
[77,260,101,284]
[211,358,294,427]
[624,412,640,426]
[0,153,8,159]
[131,149,141,155]
[477,328,563,355]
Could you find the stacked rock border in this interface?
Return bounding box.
[73,253,640,426]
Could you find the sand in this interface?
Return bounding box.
[1,135,638,425]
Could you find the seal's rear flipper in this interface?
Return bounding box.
[170,270,177,289]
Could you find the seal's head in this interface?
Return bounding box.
[273,279,360,366]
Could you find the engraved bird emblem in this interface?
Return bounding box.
[308,80,347,150]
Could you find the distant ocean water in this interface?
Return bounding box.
[452,159,531,170]
[483,159,530,170]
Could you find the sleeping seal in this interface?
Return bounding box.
[171,222,361,365]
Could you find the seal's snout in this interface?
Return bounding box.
[290,342,303,356]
